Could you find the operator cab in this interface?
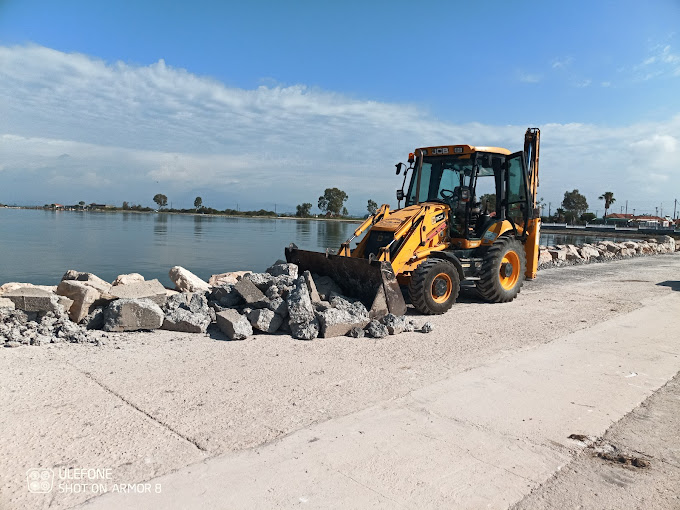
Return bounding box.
[402,145,530,241]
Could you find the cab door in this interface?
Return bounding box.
[505,151,529,230]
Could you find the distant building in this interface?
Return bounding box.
[634,215,670,228]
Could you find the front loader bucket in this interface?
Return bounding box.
[285,246,407,319]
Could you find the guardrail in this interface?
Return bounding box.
[542,222,678,234]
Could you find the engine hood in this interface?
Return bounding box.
[372,203,450,231]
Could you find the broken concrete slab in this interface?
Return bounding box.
[286,277,316,324]
[61,270,112,295]
[266,263,298,279]
[289,318,319,341]
[162,309,211,334]
[2,287,72,315]
[312,274,343,300]
[169,266,211,293]
[102,298,164,332]
[108,279,168,307]
[112,273,145,286]
[56,279,111,323]
[302,270,321,303]
[316,308,370,338]
[579,245,601,260]
[208,271,252,286]
[215,309,252,340]
[0,282,58,296]
[160,293,212,333]
[548,249,567,262]
[243,272,275,291]
[209,285,243,308]
[234,279,269,308]
[267,297,288,318]
[247,308,284,334]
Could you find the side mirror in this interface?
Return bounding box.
[396,189,404,201]
[395,162,403,175]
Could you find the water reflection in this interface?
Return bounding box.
[295,220,312,245]
[154,213,168,236]
[317,220,347,250]
[194,215,204,238]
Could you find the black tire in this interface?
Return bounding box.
[408,259,460,315]
[477,236,526,303]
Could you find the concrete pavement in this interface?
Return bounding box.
[81,290,680,509]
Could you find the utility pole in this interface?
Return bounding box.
[548,202,551,218]
[674,198,677,219]
[625,200,628,215]
[620,205,624,214]
[660,203,663,217]
[656,206,659,216]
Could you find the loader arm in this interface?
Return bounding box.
[523,128,541,279]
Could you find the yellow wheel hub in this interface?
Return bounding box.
[499,251,520,290]
[431,273,453,303]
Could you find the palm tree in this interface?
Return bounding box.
[598,192,616,218]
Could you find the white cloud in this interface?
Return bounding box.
[0,44,679,213]
[518,72,541,83]
[551,57,573,69]
[636,43,680,80]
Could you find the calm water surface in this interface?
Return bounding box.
[0,209,360,287]
[0,209,638,287]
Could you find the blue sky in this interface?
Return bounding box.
[0,0,679,216]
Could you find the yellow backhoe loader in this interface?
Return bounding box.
[286,128,541,316]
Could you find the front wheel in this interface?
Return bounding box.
[477,237,526,303]
[408,259,460,315]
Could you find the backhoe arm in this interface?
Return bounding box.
[338,204,390,256]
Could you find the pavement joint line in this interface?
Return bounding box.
[76,366,209,453]
[408,400,578,459]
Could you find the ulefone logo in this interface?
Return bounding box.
[27,468,54,493]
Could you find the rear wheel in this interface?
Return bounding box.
[477,237,526,303]
[408,259,460,315]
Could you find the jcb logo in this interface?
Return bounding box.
[432,147,449,154]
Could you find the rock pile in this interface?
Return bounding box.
[537,236,679,269]
[0,262,432,347]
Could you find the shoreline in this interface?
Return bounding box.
[2,206,364,223]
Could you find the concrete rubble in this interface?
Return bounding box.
[112,273,145,286]
[1,237,678,347]
[108,279,167,306]
[537,236,679,270]
[215,309,252,340]
[161,293,212,334]
[103,298,164,332]
[169,266,211,293]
